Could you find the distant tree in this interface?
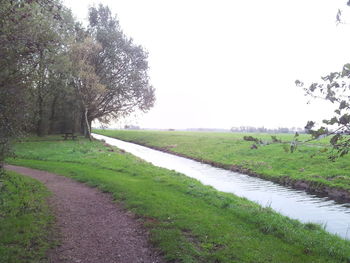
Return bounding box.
[230,126,301,134]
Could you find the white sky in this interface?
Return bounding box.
[63,0,350,129]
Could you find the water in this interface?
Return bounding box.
[92,133,350,239]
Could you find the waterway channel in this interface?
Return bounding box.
[92,133,350,239]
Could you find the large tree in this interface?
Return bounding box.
[29,10,75,136]
[70,38,105,140]
[85,5,155,128]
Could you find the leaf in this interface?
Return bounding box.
[342,63,350,77]
[323,117,338,125]
[309,83,317,92]
[295,80,304,87]
[339,114,350,125]
[330,134,341,146]
[339,100,348,110]
[336,9,342,23]
[305,121,315,131]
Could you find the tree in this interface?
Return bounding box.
[0,2,156,175]
[28,3,75,136]
[85,5,155,127]
[0,0,70,173]
[295,1,350,160]
[296,64,350,160]
[70,38,105,140]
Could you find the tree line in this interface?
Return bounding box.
[0,0,155,173]
[230,126,305,134]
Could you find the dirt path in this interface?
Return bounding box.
[5,165,163,263]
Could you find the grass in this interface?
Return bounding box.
[0,170,54,263]
[93,129,350,193]
[5,136,350,262]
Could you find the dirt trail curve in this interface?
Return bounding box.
[5,165,163,263]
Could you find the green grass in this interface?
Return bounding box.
[5,136,350,262]
[93,129,350,193]
[0,170,54,263]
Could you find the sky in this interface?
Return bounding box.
[63,0,350,129]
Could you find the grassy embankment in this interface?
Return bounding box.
[93,129,350,199]
[0,170,53,263]
[5,136,350,262]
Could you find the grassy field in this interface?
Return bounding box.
[93,130,350,196]
[0,170,53,263]
[5,136,350,262]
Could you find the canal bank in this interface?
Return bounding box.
[92,133,350,239]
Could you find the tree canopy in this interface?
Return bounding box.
[0,1,155,173]
[1,0,72,171]
[87,5,155,124]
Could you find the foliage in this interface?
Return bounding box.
[68,5,156,137]
[243,135,261,143]
[86,5,155,124]
[0,0,71,171]
[70,38,105,139]
[7,137,350,262]
[295,1,350,160]
[231,126,304,133]
[296,62,350,160]
[271,135,282,143]
[0,2,155,171]
[242,135,282,149]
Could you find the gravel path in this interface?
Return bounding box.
[5,165,163,263]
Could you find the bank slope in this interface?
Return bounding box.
[93,129,350,201]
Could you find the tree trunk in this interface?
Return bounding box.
[88,119,92,134]
[0,144,4,177]
[84,107,92,141]
[36,50,46,137]
[36,95,44,136]
[80,111,86,135]
[48,95,58,134]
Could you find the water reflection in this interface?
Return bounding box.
[92,133,350,239]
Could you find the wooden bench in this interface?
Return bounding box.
[62,133,77,140]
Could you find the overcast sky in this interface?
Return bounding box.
[63,0,350,129]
